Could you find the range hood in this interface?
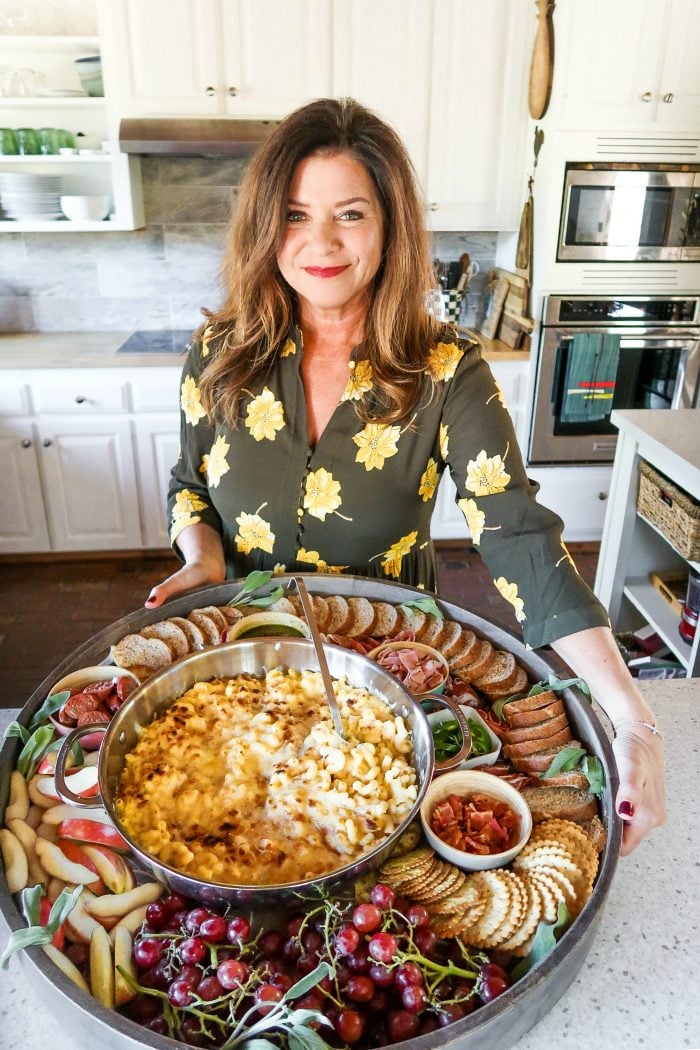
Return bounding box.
[119,117,279,157]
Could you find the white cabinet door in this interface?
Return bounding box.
[222,0,332,117]
[133,416,180,549]
[527,466,612,543]
[425,0,528,231]
[0,423,50,554]
[332,0,431,187]
[36,417,142,551]
[656,0,700,126]
[102,0,222,116]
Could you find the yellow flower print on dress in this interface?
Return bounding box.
[427,341,464,382]
[341,359,373,402]
[465,447,511,496]
[280,338,296,358]
[353,423,401,471]
[419,458,439,502]
[303,468,346,522]
[170,489,208,543]
[199,454,208,476]
[371,531,418,579]
[486,381,507,410]
[494,576,526,622]
[457,498,501,546]
[245,387,286,442]
[272,563,287,575]
[297,548,347,574]
[201,325,214,358]
[206,434,230,488]
[235,504,275,555]
[181,375,207,426]
[556,541,579,574]
[439,424,449,461]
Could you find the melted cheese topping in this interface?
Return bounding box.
[116,667,417,885]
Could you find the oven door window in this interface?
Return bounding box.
[564,184,679,248]
[551,336,682,435]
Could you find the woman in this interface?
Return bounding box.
[145,98,665,856]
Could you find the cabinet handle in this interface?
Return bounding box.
[228,86,238,97]
[75,395,86,404]
[429,202,439,211]
[205,85,216,97]
[42,439,53,448]
[598,492,608,501]
[641,91,654,103]
[662,92,674,103]
[21,438,32,448]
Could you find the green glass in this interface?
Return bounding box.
[38,127,60,155]
[16,127,40,155]
[57,128,76,149]
[0,128,19,155]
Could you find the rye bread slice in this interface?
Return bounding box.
[530,769,590,790]
[521,785,598,824]
[502,689,557,716]
[504,725,572,760]
[447,629,480,671]
[495,665,529,701]
[510,739,583,774]
[437,620,464,659]
[454,638,495,683]
[141,621,189,658]
[505,698,565,728]
[400,606,427,637]
[502,711,571,745]
[388,606,412,637]
[345,597,377,638]
[419,614,445,647]
[475,651,524,700]
[369,601,399,638]
[187,610,221,646]
[168,615,206,651]
[325,595,352,634]
[111,634,172,673]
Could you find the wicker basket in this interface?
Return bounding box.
[637,460,700,560]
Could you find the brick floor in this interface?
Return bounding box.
[0,544,598,709]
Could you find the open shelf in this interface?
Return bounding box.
[623,576,692,669]
[0,97,105,109]
[637,510,700,573]
[0,35,100,49]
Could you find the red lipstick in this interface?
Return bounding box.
[303,265,349,278]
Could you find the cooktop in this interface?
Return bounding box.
[116,330,193,354]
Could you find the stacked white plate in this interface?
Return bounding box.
[0,172,64,221]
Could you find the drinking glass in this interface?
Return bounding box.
[16,127,40,155]
[57,128,76,149]
[38,127,60,154]
[0,127,18,154]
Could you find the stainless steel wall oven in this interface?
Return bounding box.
[529,295,700,465]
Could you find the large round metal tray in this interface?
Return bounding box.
[0,574,621,1050]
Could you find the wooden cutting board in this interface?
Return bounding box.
[492,267,533,349]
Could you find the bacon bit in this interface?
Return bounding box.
[430,792,520,855]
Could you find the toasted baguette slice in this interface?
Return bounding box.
[510,739,583,774]
[309,595,330,632]
[502,711,571,745]
[370,601,399,638]
[436,620,463,658]
[187,610,221,646]
[521,785,598,824]
[418,614,445,647]
[401,607,427,637]
[196,605,228,632]
[345,597,377,638]
[167,615,205,651]
[505,698,565,728]
[111,635,172,673]
[475,650,522,700]
[498,666,529,700]
[388,606,412,637]
[579,815,607,853]
[454,639,496,683]
[325,595,352,634]
[447,629,480,671]
[141,621,189,658]
[217,605,244,625]
[502,689,557,716]
[504,725,572,760]
[267,596,297,616]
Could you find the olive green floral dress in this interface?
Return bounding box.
[167,325,608,649]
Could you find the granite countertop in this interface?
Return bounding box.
[0,678,697,1050]
[0,330,530,368]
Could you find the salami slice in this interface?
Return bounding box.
[62,691,100,723]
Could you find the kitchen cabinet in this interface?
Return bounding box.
[525,466,612,544]
[102,0,332,118]
[0,422,51,553]
[594,410,700,677]
[556,0,700,128]
[132,419,180,549]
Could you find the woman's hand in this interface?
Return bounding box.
[145,523,226,609]
[612,724,667,857]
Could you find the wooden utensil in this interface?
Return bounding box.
[456,252,471,292]
[529,0,555,119]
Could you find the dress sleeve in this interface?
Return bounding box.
[441,341,610,649]
[166,334,224,559]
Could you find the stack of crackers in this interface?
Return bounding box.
[379,819,599,957]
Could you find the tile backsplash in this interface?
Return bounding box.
[1,157,495,333]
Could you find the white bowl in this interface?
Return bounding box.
[59,194,111,221]
[426,704,501,769]
[48,666,139,749]
[420,769,532,871]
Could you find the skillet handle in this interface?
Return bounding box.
[425,695,473,774]
[54,724,107,807]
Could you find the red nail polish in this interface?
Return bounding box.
[619,800,634,818]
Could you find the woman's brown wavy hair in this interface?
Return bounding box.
[199,97,442,426]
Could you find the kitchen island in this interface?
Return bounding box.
[0,678,697,1050]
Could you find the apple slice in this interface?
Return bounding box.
[113,926,136,1005]
[28,776,60,809]
[36,821,58,843]
[90,925,115,1009]
[42,803,112,827]
[0,828,28,893]
[39,895,66,950]
[35,837,97,885]
[37,766,99,802]
[7,817,47,886]
[86,882,163,920]
[42,943,90,993]
[37,752,75,776]
[47,877,68,902]
[64,888,102,944]
[58,818,129,853]
[57,839,106,895]
[109,904,149,946]
[81,845,135,895]
[4,770,29,822]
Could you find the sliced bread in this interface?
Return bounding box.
[345,597,377,638]
[111,634,172,673]
[531,769,590,790]
[454,638,496,683]
[187,610,221,646]
[401,606,427,637]
[168,615,206,651]
[370,601,399,638]
[501,689,558,717]
[325,595,352,634]
[510,739,583,774]
[437,620,464,658]
[579,815,607,853]
[504,725,572,760]
[521,785,598,824]
[492,665,529,700]
[311,595,331,632]
[419,614,446,648]
[196,605,228,632]
[475,650,521,699]
[505,698,565,729]
[217,606,244,625]
[141,620,189,658]
[447,629,480,671]
[502,711,571,745]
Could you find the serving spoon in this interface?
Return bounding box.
[288,576,346,739]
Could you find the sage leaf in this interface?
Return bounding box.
[29,691,70,730]
[21,885,44,927]
[3,721,29,746]
[581,754,605,796]
[48,885,84,931]
[0,926,52,970]
[242,570,274,592]
[547,674,591,698]
[248,586,285,608]
[227,571,281,608]
[287,1025,334,1050]
[284,960,334,1002]
[511,899,569,979]
[541,746,586,779]
[399,597,444,620]
[491,690,528,720]
[17,725,55,780]
[286,1010,332,1030]
[237,1041,279,1050]
[44,735,84,767]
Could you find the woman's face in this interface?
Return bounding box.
[276,151,385,320]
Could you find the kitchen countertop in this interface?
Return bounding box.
[0,330,530,368]
[1,678,697,1050]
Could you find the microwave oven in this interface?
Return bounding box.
[558,164,700,263]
